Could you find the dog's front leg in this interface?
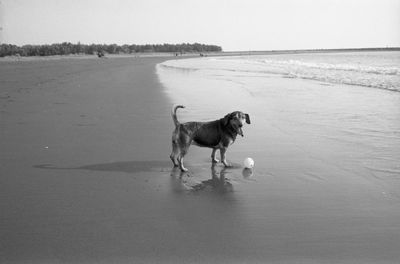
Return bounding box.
[211,148,219,163]
[220,148,231,167]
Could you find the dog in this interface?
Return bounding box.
[170,105,251,171]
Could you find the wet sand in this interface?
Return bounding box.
[1,56,400,264]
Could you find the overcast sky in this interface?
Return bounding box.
[1,0,399,51]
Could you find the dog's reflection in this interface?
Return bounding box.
[170,164,233,193]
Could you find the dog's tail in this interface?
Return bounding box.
[171,104,185,127]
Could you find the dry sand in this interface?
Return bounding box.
[1,56,400,264]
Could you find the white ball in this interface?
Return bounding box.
[243,157,254,169]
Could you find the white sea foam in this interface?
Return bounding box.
[260,59,400,75]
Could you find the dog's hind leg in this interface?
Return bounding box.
[177,143,190,172]
[170,128,180,167]
[177,155,188,172]
[170,140,179,167]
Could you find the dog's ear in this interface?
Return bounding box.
[245,113,251,124]
[223,113,232,126]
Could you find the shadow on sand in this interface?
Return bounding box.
[34,160,172,174]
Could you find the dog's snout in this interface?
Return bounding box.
[239,124,243,128]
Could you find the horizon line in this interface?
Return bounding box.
[2,42,400,50]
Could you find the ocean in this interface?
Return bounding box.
[159,50,400,93]
[156,50,400,188]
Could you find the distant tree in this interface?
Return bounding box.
[0,42,223,57]
[106,44,117,54]
[86,44,95,55]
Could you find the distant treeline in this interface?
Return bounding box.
[0,42,222,57]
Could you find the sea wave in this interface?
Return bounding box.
[258,59,400,76]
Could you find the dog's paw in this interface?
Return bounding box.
[212,158,220,163]
[223,161,232,167]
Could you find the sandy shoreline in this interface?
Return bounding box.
[2,47,398,63]
[1,56,400,263]
[0,53,197,63]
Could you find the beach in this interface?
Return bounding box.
[1,53,400,264]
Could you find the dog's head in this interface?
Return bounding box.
[223,111,251,137]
